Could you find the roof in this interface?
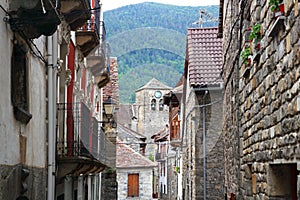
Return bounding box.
[116,140,157,168]
[136,78,172,92]
[186,27,223,87]
[117,123,146,141]
[116,104,138,126]
[151,127,168,142]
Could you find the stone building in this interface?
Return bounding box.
[182,27,224,200]
[220,0,300,199]
[135,78,172,157]
[116,140,157,200]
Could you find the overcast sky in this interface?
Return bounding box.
[101,0,220,11]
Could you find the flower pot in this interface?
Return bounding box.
[279,3,284,13]
[255,43,261,51]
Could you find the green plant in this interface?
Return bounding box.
[248,23,261,43]
[149,154,154,162]
[241,47,251,65]
[175,166,180,173]
[269,0,282,12]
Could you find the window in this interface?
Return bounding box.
[269,164,297,199]
[128,174,139,197]
[11,43,32,124]
[159,99,164,111]
[151,99,156,110]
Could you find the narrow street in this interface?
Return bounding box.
[0,0,300,200]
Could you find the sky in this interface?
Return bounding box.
[101,0,220,11]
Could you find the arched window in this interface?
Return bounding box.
[151,99,156,110]
[159,99,164,111]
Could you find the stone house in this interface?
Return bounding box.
[0,0,116,199]
[220,0,300,199]
[116,140,157,200]
[117,122,147,155]
[182,27,224,200]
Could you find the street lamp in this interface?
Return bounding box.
[101,96,117,128]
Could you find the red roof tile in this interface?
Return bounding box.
[186,27,223,87]
[116,139,157,168]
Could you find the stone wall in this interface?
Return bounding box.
[0,165,47,200]
[222,0,300,199]
[182,88,224,200]
[101,170,118,200]
[135,87,170,157]
[117,168,154,200]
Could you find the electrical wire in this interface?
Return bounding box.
[0,4,48,65]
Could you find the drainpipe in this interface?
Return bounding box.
[202,90,208,200]
[47,31,58,200]
[47,35,55,200]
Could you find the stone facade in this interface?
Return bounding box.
[117,168,154,200]
[135,78,171,157]
[221,0,300,199]
[182,88,224,200]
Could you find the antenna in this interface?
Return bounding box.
[192,9,218,28]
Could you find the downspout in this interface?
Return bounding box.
[47,35,55,200]
[202,90,208,200]
[52,31,58,198]
[47,31,58,200]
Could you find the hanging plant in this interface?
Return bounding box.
[269,0,284,17]
[241,47,252,66]
[249,23,261,43]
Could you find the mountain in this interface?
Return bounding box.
[104,2,219,103]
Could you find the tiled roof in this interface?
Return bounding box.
[117,104,138,126]
[151,127,168,142]
[116,139,157,168]
[186,27,223,87]
[103,57,119,104]
[117,123,146,141]
[136,78,172,92]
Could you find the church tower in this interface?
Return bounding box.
[135,78,172,157]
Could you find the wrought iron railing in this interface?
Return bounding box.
[155,152,167,161]
[56,102,116,167]
[79,19,100,38]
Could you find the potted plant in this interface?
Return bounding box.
[249,23,262,51]
[241,47,252,66]
[269,0,284,17]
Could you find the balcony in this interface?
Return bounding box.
[76,19,100,57]
[60,0,91,31]
[86,21,111,88]
[155,152,167,162]
[170,115,181,147]
[7,0,61,39]
[56,102,116,182]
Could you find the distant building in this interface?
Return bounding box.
[135,78,172,157]
[116,140,157,199]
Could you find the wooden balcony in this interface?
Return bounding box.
[7,0,61,38]
[76,19,100,57]
[60,0,91,31]
[86,21,110,88]
[56,102,116,182]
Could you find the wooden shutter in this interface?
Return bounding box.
[128,174,139,197]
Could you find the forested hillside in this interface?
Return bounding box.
[104,3,219,103]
